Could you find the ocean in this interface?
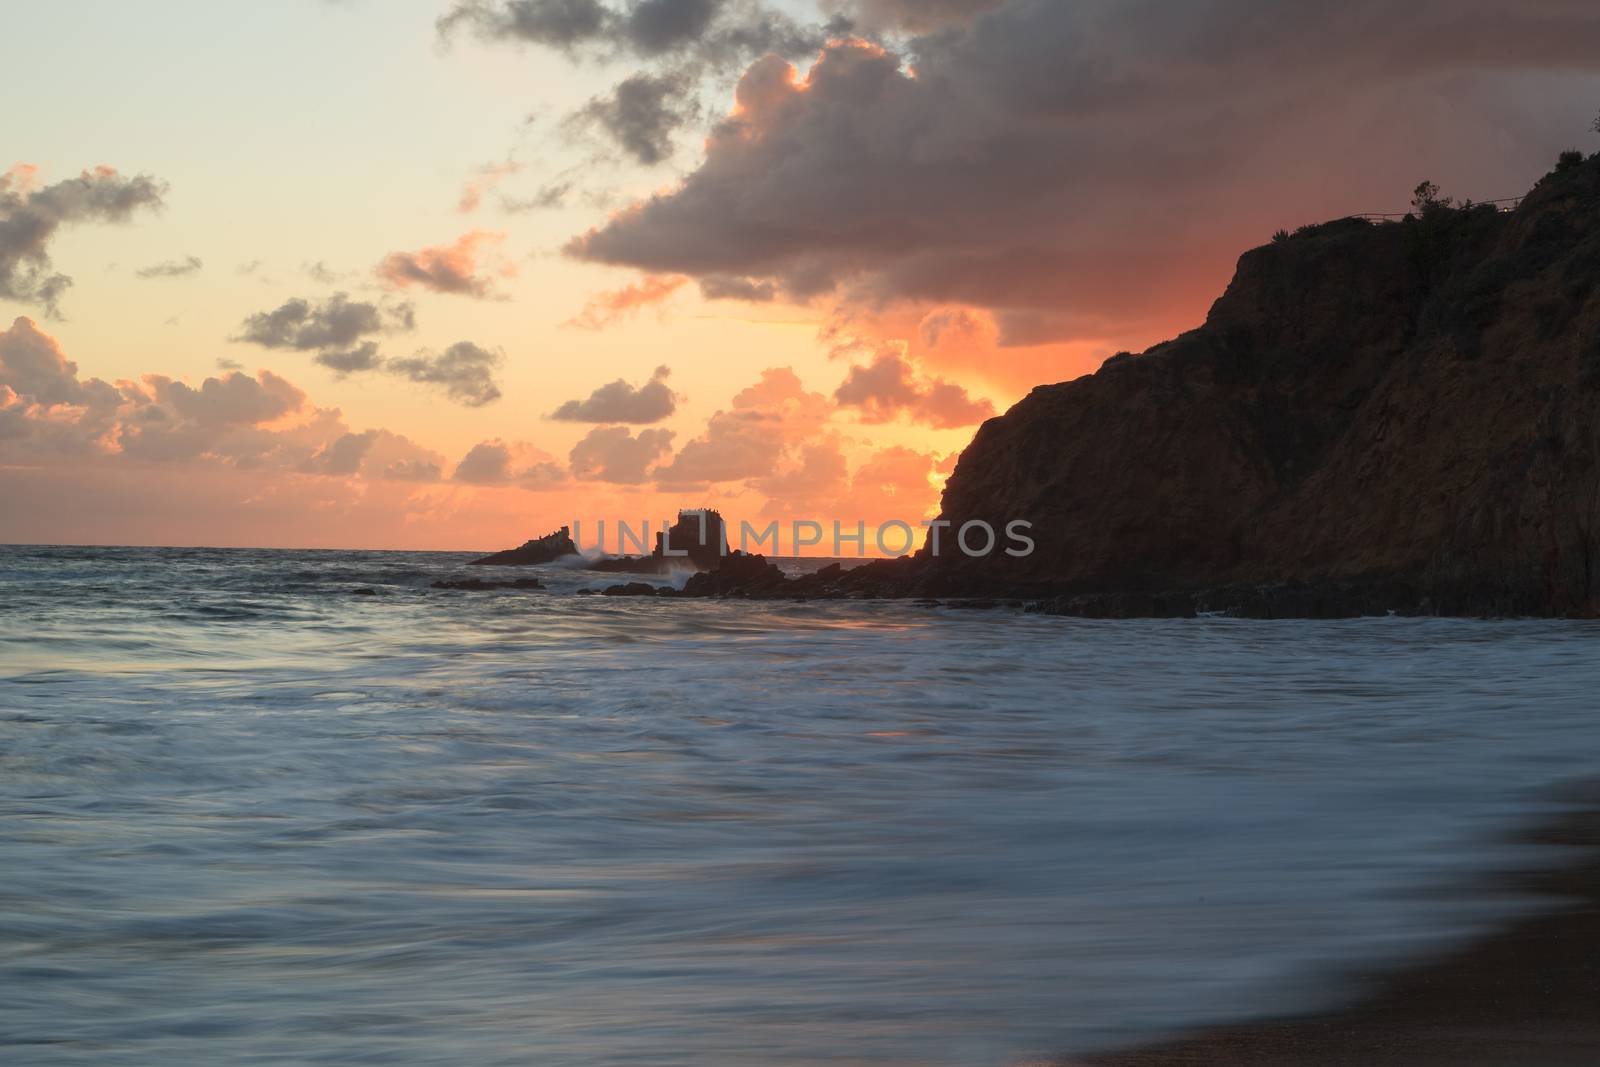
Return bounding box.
[3,545,1599,1066]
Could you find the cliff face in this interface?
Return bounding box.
[929,159,1600,615]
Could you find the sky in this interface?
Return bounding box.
[5,0,1600,551]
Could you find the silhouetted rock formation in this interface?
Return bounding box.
[684,157,1600,617]
[680,552,787,597]
[919,158,1600,617]
[588,510,730,574]
[469,527,578,567]
[600,582,663,597]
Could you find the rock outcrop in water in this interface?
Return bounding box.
[701,156,1600,617]
[469,527,578,567]
[589,509,731,575]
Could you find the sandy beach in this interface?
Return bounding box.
[1072,801,1600,1066]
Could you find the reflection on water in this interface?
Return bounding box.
[2,545,1599,1065]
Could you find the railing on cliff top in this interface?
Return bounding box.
[1342,196,1524,223]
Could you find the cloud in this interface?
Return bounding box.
[750,437,945,527]
[135,255,202,279]
[458,161,523,212]
[550,364,676,423]
[235,292,413,354]
[438,0,825,64]
[304,260,353,285]
[315,341,384,374]
[301,429,376,476]
[833,348,993,428]
[565,273,685,329]
[2,315,446,481]
[825,0,1000,33]
[452,438,568,488]
[565,2,1600,348]
[573,71,700,165]
[654,365,829,486]
[388,341,504,407]
[439,0,612,51]
[376,230,510,298]
[234,298,500,407]
[0,314,95,405]
[144,370,305,427]
[699,274,777,302]
[569,424,675,484]
[502,181,572,213]
[438,1,836,165]
[0,164,165,316]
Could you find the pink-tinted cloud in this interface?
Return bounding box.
[833,347,993,428]
[569,425,676,484]
[453,438,568,489]
[564,274,686,330]
[1,316,444,480]
[376,230,511,298]
[458,161,523,213]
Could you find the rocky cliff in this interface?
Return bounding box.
[919,157,1600,616]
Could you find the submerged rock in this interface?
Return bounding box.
[600,582,664,597]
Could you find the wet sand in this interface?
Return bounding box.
[1069,806,1600,1066]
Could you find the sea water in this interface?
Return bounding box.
[3,545,1599,1066]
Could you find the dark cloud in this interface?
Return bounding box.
[439,0,821,62]
[825,0,1000,33]
[388,341,504,407]
[135,255,202,279]
[235,292,412,353]
[833,348,993,428]
[0,165,165,317]
[315,341,384,374]
[375,231,509,298]
[550,364,676,422]
[567,1,1600,346]
[439,0,833,164]
[574,71,700,165]
[438,0,611,51]
[144,370,306,428]
[698,274,777,302]
[568,424,674,483]
[235,297,500,407]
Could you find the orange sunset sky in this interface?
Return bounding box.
[5,0,1600,551]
